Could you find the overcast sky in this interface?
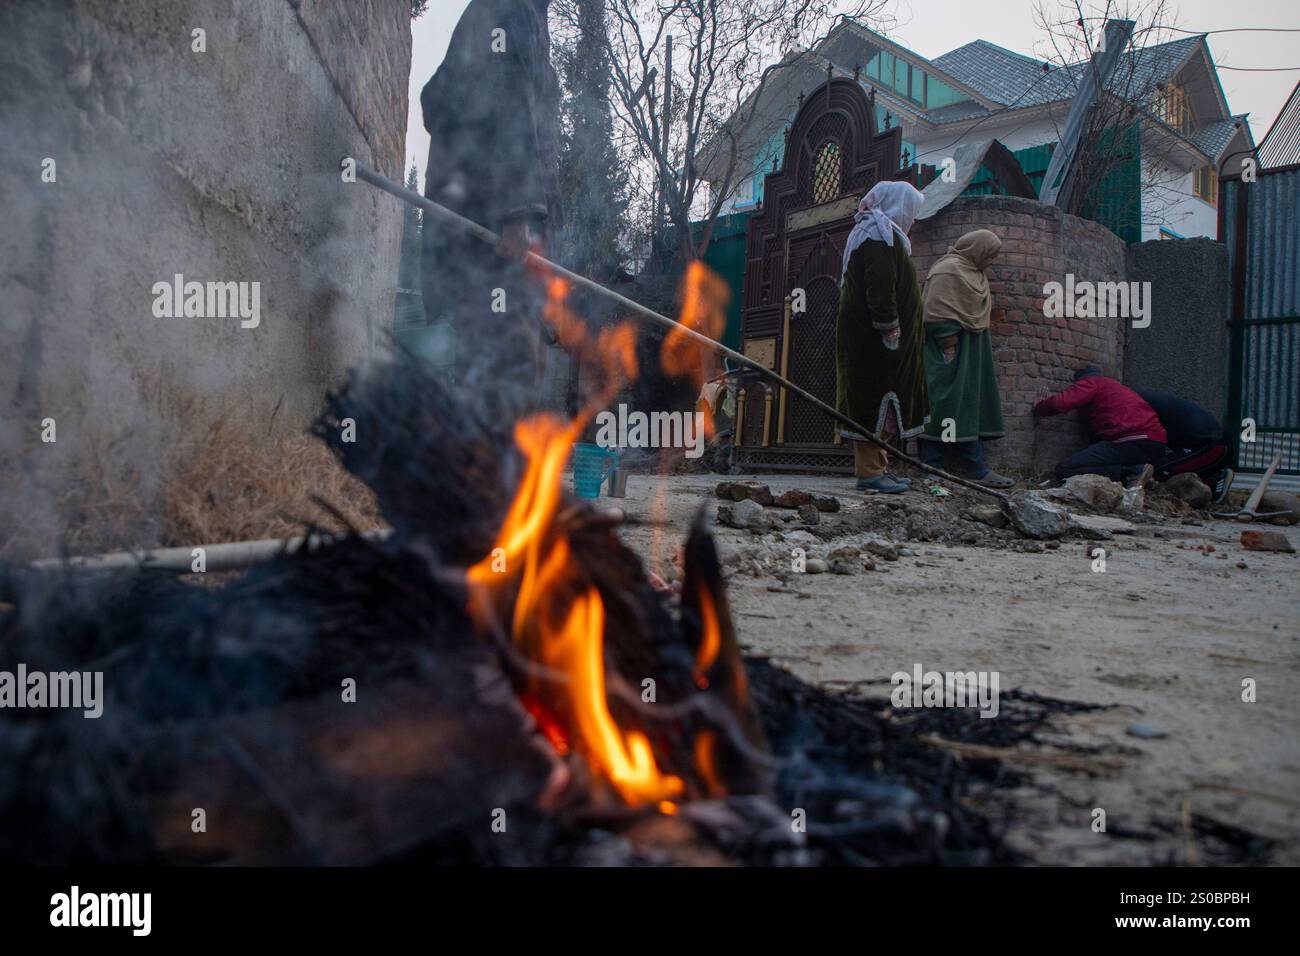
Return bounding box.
[405,0,1299,187]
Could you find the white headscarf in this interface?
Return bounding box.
[840,181,925,284]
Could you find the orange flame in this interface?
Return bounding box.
[466,272,682,806]
[662,261,731,439]
[693,584,721,686]
[467,415,683,805]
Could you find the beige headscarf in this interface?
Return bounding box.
[922,229,1002,331]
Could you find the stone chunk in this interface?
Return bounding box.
[774,489,813,508]
[964,504,1007,528]
[714,480,773,505]
[1240,530,1295,553]
[717,498,764,529]
[1004,491,1072,540]
[1159,473,1211,510]
[1047,473,1124,513]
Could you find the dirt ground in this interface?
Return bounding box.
[608,471,1300,865]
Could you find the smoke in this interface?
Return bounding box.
[0,0,408,558]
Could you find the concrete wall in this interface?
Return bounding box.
[1125,237,1230,422]
[911,195,1129,475]
[1141,158,1219,241]
[0,0,410,554]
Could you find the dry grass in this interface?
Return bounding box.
[0,415,384,562]
[158,416,384,547]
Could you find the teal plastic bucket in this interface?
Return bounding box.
[572,443,616,498]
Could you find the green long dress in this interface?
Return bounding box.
[921,321,1005,442]
[835,238,929,438]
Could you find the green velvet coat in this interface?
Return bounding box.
[921,321,1006,442]
[835,238,930,438]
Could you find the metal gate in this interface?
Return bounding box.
[735,77,907,472]
[1221,166,1300,476]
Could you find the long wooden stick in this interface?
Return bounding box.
[352,162,1007,502]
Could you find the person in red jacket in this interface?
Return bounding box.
[1033,367,1167,484]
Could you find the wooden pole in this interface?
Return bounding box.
[350,162,1009,502]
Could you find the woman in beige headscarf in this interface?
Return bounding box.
[918,229,1013,488]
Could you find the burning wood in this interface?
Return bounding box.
[0,326,1093,865]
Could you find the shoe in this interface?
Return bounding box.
[971,470,1015,489]
[857,473,911,490]
[857,474,911,494]
[1211,468,1234,505]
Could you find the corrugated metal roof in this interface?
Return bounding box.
[1258,81,1300,169]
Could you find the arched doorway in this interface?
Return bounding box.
[736,77,909,472]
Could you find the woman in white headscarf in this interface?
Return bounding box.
[835,180,929,493]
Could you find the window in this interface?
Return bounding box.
[812,141,842,203]
[1156,83,1195,136]
[1193,164,1218,204]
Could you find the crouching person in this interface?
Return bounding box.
[1033,367,1167,485]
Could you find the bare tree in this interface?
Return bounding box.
[1032,0,1212,239]
[552,1,892,267]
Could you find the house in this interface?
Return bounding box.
[704,18,1252,243]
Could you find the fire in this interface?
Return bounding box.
[465,259,757,808]
[467,414,683,805]
[693,584,721,684]
[662,261,731,438]
[466,268,682,805]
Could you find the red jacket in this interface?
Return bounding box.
[1034,375,1168,444]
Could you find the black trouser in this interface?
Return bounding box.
[918,436,990,477]
[1054,439,1165,482]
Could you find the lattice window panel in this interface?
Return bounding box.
[811,142,842,205]
[785,277,841,445]
[800,114,848,203]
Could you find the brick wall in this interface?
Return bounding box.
[911,196,1128,475]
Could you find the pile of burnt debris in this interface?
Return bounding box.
[0,354,1160,866]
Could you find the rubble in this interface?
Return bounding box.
[1068,514,1138,536]
[811,494,841,513]
[1259,492,1300,526]
[796,503,820,525]
[964,504,1007,528]
[1003,491,1072,540]
[1240,530,1296,553]
[717,498,763,529]
[715,480,774,505]
[1047,474,1125,513]
[774,489,812,508]
[1159,473,1212,510]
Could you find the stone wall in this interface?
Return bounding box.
[0,0,411,554]
[911,196,1129,475]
